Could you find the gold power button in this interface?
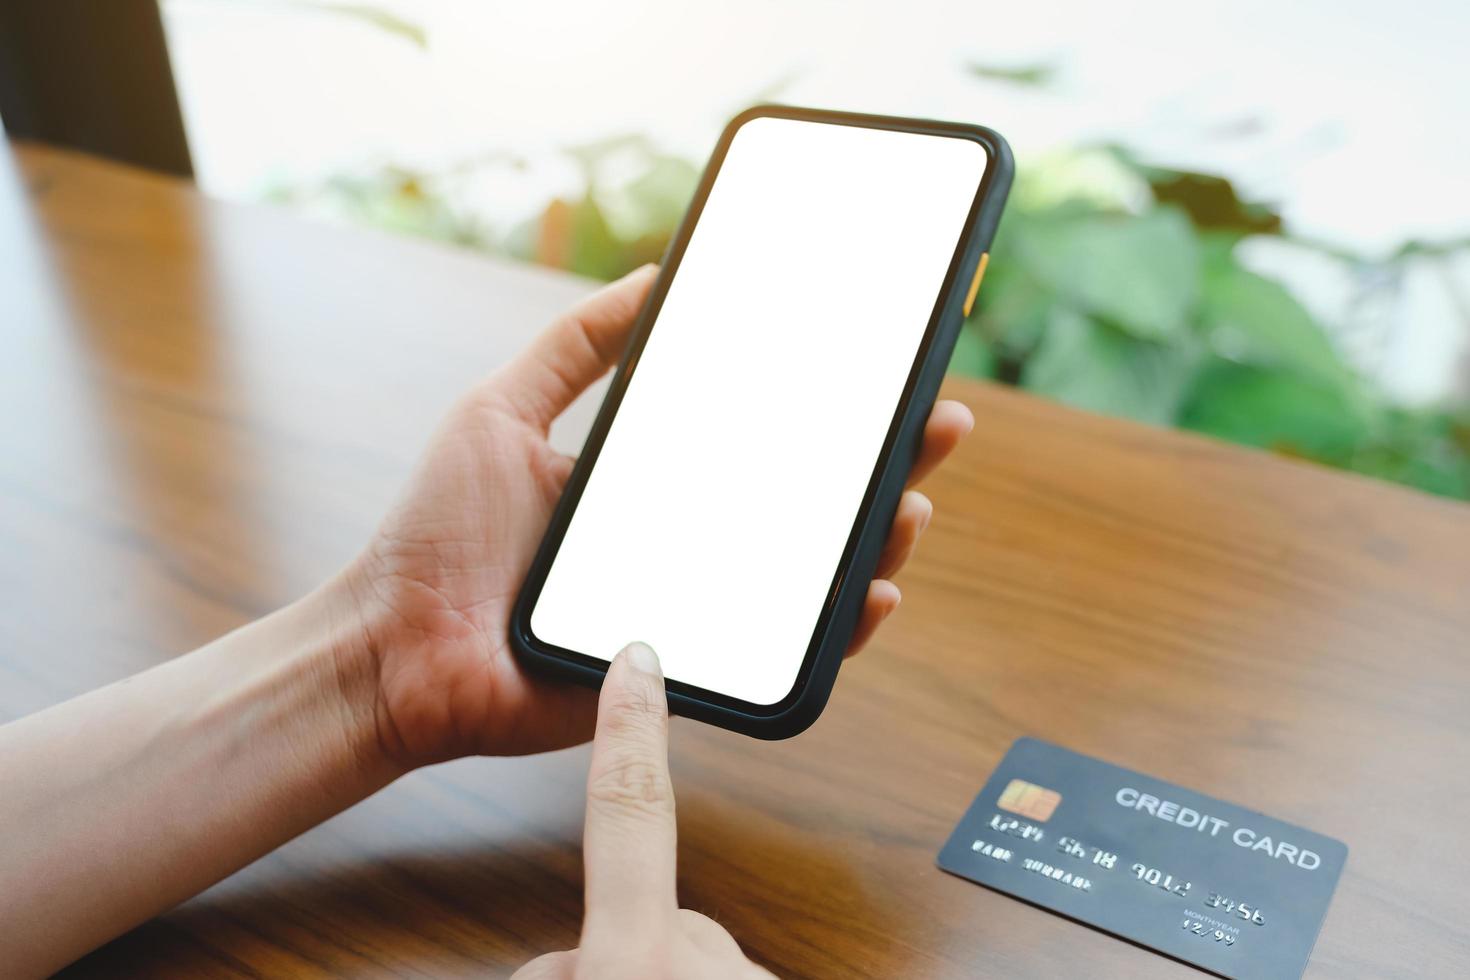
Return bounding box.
[962,252,990,318]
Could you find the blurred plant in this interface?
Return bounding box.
[963,146,1470,498]
[198,0,428,47]
[966,61,1057,87]
[263,155,508,247]
[502,135,701,279]
[277,134,1470,500]
[489,135,1470,498]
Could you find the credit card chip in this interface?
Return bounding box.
[997,778,1062,821]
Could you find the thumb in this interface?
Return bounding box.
[497,264,658,429]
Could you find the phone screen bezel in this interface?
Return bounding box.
[513,104,1006,720]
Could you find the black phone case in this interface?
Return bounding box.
[510,104,1013,739]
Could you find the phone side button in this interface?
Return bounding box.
[962,251,990,318]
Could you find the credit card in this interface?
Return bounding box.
[938,738,1347,979]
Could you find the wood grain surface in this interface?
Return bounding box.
[3,141,1468,979]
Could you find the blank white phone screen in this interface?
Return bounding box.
[531,116,989,706]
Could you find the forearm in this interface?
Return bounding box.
[0,576,400,978]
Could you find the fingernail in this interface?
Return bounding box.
[623,641,661,676]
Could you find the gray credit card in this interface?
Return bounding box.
[938,738,1347,979]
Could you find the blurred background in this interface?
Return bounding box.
[13,0,1470,498]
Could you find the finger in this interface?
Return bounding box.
[874,491,932,580]
[509,949,578,980]
[499,264,659,429]
[907,399,974,487]
[542,449,578,494]
[677,908,745,960]
[582,643,678,935]
[845,579,901,658]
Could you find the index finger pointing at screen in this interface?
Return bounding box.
[581,643,679,938]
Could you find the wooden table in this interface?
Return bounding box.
[4,141,1468,979]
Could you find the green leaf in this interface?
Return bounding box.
[1179,361,1370,464]
[969,221,1053,355]
[1199,244,1347,383]
[1350,408,1470,499]
[1016,206,1200,341]
[1103,145,1283,235]
[1021,308,1203,425]
[948,324,997,379]
[598,154,699,241]
[966,61,1056,86]
[566,197,626,281]
[285,2,428,47]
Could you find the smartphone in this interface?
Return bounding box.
[511,105,1012,738]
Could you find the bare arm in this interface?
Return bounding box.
[0,265,970,977]
[0,582,396,977]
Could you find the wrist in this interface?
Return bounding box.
[326,552,469,771]
[266,571,410,788]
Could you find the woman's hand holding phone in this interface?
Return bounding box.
[345,263,974,769]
